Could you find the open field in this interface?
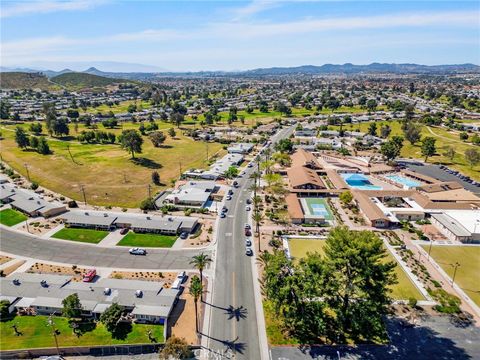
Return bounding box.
[421,245,480,306]
[52,228,109,244]
[288,238,424,300]
[0,315,164,350]
[331,121,480,180]
[0,208,27,226]
[117,232,177,248]
[79,99,152,114]
[0,121,224,208]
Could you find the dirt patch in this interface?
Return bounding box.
[109,270,177,285]
[170,276,204,345]
[183,219,214,248]
[27,262,90,282]
[0,255,13,265]
[19,218,62,235]
[2,260,26,276]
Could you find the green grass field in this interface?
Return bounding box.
[331,120,479,180]
[303,198,334,220]
[0,315,164,350]
[0,208,27,226]
[288,239,424,300]
[421,245,480,306]
[117,232,177,248]
[0,121,224,208]
[52,227,109,244]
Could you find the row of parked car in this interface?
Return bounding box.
[439,165,480,186]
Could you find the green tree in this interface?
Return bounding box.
[464,148,480,168]
[140,197,156,211]
[127,103,137,113]
[379,124,391,139]
[275,138,293,153]
[15,126,30,149]
[421,137,436,162]
[168,128,176,138]
[189,252,212,289]
[339,191,353,206]
[0,300,10,320]
[42,102,57,136]
[118,129,143,158]
[189,275,203,333]
[100,303,123,335]
[366,99,377,112]
[459,132,469,141]
[443,146,456,162]
[403,123,422,145]
[224,166,239,179]
[0,100,11,119]
[29,122,43,134]
[170,112,184,128]
[62,293,83,319]
[367,122,377,136]
[149,131,166,147]
[37,137,51,154]
[159,336,193,360]
[151,171,161,185]
[380,138,403,161]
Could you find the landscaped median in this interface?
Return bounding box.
[117,232,177,248]
[0,315,164,350]
[0,208,27,227]
[51,227,109,244]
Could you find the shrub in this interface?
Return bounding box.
[30,182,39,190]
[67,200,78,208]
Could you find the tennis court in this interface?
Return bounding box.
[301,198,334,220]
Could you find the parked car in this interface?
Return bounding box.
[245,229,252,236]
[245,223,251,230]
[120,228,129,235]
[245,247,253,256]
[226,195,232,201]
[228,189,234,195]
[177,271,187,283]
[246,198,252,204]
[233,181,239,188]
[180,232,188,239]
[245,239,252,246]
[222,206,228,213]
[83,269,96,282]
[247,163,253,168]
[129,248,147,255]
[220,212,226,218]
[245,206,251,211]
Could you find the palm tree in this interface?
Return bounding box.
[252,211,265,252]
[189,275,203,333]
[189,253,212,288]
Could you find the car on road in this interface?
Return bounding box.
[233,181,239,188]
[120,228,129,235]
[129,248,147,255]
[220,212,226,218]
[247,163,253,168]
[228,189,234,195]
[245,247,253,256]
[226,195,232,201]
[222,206,228,213]
[83,269,96,282]
[180,232,188,239]
[245,223,251,230]
[245,206,251,211]
[245,239,252,246]
[246,198,252,204]
[245,229,252,236]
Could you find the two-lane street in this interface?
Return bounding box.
[205,125,295,359]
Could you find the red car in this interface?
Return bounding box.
[83,269,96,282]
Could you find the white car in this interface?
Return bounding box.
[245,239,252,246]
[226,195,232,201]
[129,248,147,255]
[245,206,251,211]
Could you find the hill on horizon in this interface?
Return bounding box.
[0,72,60,90]
[50,72,127,90]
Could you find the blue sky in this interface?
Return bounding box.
[1,1,479,71]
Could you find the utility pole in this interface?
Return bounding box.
[427,239,434,261]
[47,315,60,355]
[80,185,87,205]
[24,163,30,182]
[179,162,182,178]
[451,262,460,285]
[147,184,151,199]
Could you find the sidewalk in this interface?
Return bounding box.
[398,230,480,325]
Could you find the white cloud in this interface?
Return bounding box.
[231,0,279,20]
[1,0,106,18]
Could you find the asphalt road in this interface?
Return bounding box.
[206,126,295,359]
[0,227,202,270]
[271,316,480,360]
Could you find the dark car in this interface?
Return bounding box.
[245,248,253,256]
[120,228,129,235]
[180,232,188,239]
[245,229,252,236]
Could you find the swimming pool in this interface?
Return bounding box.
[386,175,421,188]
[340,173,383,190]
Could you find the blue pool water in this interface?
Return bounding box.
[386,175,421,188]
[340,173,383,190]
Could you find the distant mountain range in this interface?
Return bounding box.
[1,63,479,84]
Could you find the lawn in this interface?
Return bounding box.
[0,315,164,350]
[0,208,27,226]
[421,245,480,306]
[0,121,224,208]
[52,227,109,244]
[79,99,152,114]
[117,232,177,248]
[263,300,299,346]
[331,120,480,180]
[288,239,424,300]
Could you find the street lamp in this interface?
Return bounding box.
[427,239,434,261]
[47,314,60,355]
[451,262,461,285]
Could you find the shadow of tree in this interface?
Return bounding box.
[131,157,163,169]
[225,305,248,322]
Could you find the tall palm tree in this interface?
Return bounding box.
[252,211,265,252]
[189,253,212,288]
[189,275,203,333]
